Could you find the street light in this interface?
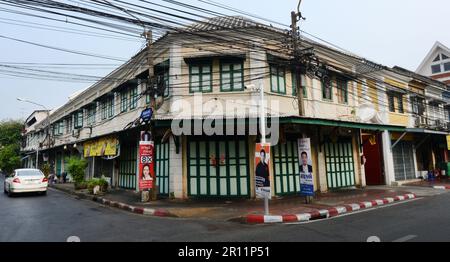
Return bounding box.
[17,97,50,169]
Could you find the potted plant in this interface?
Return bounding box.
[65,156,88,190]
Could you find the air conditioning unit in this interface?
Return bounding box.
[415,116,427,128]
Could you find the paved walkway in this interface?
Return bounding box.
[403,177,450,190]
[50,183,426,222]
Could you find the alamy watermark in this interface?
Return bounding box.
[170,93,280,145]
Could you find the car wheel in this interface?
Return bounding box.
[7,189,13,197]
[41,191,47,196]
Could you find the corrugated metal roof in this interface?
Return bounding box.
[186,15,276,32]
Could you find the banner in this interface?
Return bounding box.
[138,132,155,191]
[298,138,314,196]
[83,136,118,157]
[447,135,450,151]
[255,143,271,199]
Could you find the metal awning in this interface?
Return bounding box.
[153,116,406,131]
[280,117,405,132]
[406,128,449,135]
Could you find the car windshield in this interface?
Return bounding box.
[16,170,43,177]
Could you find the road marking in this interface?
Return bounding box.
[283,197,422,225]
[367,236,381,242]
[67,236,81,242]
[392,235,417,242]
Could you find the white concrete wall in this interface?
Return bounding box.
[169,136,183,198]
[382,130,396,185]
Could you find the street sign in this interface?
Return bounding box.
[140,108,153,123]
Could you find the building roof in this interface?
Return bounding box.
[185,15,276,32]
[416,41,450,74]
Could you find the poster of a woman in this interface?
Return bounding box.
[141,164,153,181]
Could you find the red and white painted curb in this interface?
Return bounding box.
[246,193,417,224]
[432,185,450,190]
[92,196,175,218]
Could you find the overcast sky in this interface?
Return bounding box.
[0,0,449,120]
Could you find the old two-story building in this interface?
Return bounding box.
[21,16,449,199]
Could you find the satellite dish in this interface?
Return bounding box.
[357,103,383,124]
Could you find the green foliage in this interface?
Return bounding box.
[0,120,23,174]
[0,120,23,147]
[86,178,109,194]
[0,144,21,174]
[65,156,87,184]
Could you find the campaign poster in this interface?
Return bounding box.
[255,143,271,199]
[298,138,314,196]
[138,132,155,191]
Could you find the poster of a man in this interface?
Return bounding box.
[255,143,271,198]
[298,138,314,196]
[300,151,313,173]
[255,149,270,187]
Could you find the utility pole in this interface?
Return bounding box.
[144,29,157,202]
[291,1,306,117]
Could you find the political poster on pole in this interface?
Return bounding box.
[255,143,271,199]
[298,138,314,196]
[138,131,154,191]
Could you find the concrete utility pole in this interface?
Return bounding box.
[140,29,156,203]
[291,0,306,117]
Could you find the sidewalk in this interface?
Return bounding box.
[50,183,418,224]
[403,177,450,190]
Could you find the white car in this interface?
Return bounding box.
[4,169,48,197]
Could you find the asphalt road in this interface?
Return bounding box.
[1,175,449,242]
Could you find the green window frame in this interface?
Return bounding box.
[86,105,96,125]
[336,78,348,104]
[120,91,128,113]
[189,63,212,93]
[101,101,107,120]
[270,65,286,94]
[292,73,307,98]
[322,80,333,101]
[107,96,114,118]
[74,111,83,129]
[129,86,138,109]
[220,60,244,92]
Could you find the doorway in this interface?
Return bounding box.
[363,134,385,185]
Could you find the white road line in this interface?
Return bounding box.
[283,198,422,225]
[392,235,417,242]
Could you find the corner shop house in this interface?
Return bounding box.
[20,16,450,199]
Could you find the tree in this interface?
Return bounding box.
[0,144,21,174]
[0,120,23,174]
[0,120,23,147]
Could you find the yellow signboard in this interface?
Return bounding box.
[84,136,119,157]
[447,135,450,151]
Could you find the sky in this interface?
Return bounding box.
[0,0,449,120]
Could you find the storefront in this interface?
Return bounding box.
[389,132,416,181]
[324,136,356,189]
[187,136,250,198]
